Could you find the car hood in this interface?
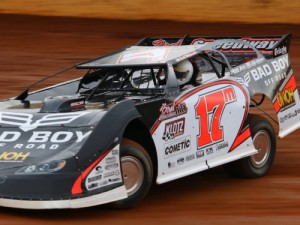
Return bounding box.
[0,109,106,171]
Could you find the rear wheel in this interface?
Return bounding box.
[224,115,276,178]
[109,138,153,209]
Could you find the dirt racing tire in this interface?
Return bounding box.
[224,115,276,178]
[109,138,153,209]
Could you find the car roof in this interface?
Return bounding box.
[76,45,202,69]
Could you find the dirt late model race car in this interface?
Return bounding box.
[0,34,298,209]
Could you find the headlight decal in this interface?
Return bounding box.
[15,160,66,175]
[71,148,111,195]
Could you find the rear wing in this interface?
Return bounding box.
[136,34,291,59]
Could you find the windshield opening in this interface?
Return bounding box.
[79,66,167,102]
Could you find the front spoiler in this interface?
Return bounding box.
[0,185,127,209]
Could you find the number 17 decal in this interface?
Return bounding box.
[195,86,237,148]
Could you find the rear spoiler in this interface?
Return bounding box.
[136,34,291,59]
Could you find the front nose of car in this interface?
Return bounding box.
[0,156,81,200]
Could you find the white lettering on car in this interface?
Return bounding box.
[0,131,92,146]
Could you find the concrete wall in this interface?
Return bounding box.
[0,0,299,24]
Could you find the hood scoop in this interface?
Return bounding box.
[40,96,86,113]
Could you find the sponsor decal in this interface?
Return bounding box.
[103,171,119,178]
[70,101,85,111]
[168,161,176,168]
[105,156,117,164]
[240,64,272,87]
[99,180,109,187]
[175,51,198,62]
[159,102,188,121]
[192,37,279,51]
[280,109,300,123]
[234,55,289,87]
[185,154,195,162]
[195,86,236,148]
[0,130,91,150]
[0,112,89,132]
[196,150,204,158]
[0,151,30,162]
[164,136,191,158]
[85,146,122,191]
[117,48,169,64]
[230,58,265,75]
[70,101,84,107]
[274,46,287,57]
[105,163,119,170]
[216,142,229,151]
[191,38,214,46]
[0,131,91,143]
[205,147,214,155]
[264,73,287,87]
[276,87,295,110]
[1,143,59,150]
[271,55,289,72]
[87,174,102,183]
[274,72,287,82]
[177,157,185,165]
[87,183,98,189]
[109,178,121,183]
[111,149,119,155]
[162,118,185,141]
[103,171,115,178]
[152,39,183,46]
[95,166,103,173]
[274,76,297,114]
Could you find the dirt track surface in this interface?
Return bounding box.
[0,14,300,225]
[1,0,299,24]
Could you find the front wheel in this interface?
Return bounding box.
[109,138,153,209]
[224,115,276,178]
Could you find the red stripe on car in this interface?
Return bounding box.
[71,149,111,195]
[229,127,251,151]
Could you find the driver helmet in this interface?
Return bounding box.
[173,60,193,85]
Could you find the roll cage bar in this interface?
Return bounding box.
[14,38,263,102]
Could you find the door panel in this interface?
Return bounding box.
[152,79,250,183]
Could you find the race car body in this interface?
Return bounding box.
[0,34,298,209]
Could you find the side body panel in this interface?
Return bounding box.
[151,79,256,184]
[233,54,300,138]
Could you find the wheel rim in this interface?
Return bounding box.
[121,156,144,196]
[250,130,271,168]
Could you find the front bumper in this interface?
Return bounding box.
[0,185,127,209]
[0,172,79,200]
[0,145,125,209]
